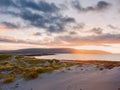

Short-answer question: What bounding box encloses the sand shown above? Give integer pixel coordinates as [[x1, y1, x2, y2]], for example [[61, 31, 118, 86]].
[[2, 64, 120, 90]]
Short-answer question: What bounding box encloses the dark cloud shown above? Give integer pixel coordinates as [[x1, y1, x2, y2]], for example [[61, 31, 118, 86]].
[[15, 0, 59, 13], [87, 28, 103, 35], [71, 0, 111, 12], [55, 33, 120, 45], [0, 0, 14, 7], [0, 0, 75, 33], [0, 38, 15, 43], [1, 22, 19, 29], [71, 0, 81, 11], [73, 23, 85, 29], [97, 1, 110, 9], [69, 31, 77, 35], [0, 0, 59, 12], [0, 36, 39, 45], [108, 24, 120, 30], [18, 9, 75, 32], [32, 32, 42, 36]]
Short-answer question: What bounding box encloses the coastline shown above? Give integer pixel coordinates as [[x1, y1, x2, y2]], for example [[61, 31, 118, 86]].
[[1, 54, 120, 90]]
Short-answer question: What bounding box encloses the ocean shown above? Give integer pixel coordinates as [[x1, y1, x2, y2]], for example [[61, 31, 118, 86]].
[[35, 54, 120, 61]]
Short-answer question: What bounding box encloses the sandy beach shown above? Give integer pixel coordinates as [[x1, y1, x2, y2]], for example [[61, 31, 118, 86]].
[[2, 64, 120, 90]]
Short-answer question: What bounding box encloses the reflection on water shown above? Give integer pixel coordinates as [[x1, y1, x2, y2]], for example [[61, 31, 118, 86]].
[[35, 54, 120, 61]]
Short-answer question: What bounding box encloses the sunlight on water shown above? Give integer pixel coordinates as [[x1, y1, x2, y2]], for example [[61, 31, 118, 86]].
[[35, 54, 120, 61]]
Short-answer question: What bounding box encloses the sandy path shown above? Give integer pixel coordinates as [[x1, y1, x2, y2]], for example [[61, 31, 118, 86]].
[[2, 65, 120, 90]]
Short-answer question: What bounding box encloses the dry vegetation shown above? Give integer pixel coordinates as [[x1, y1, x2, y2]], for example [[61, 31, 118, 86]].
[[62, 60, 120, 69], [0, 54, 73, 83]]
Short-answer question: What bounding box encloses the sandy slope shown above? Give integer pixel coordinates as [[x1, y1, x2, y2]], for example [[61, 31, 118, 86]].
[[2, 65, 120, 90]]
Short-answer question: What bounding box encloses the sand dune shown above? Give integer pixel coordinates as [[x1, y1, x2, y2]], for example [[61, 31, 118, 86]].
[[2, 65, 120, 90]]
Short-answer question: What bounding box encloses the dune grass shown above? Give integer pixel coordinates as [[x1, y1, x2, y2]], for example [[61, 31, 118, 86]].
[[0, 54, 13, 61], [0, 54, 73, 83], [63, 60, 120, 69], [3, 74, 15, 83]]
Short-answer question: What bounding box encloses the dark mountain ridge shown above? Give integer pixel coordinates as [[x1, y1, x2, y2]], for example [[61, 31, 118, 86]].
[[0, 48, 111, 55]]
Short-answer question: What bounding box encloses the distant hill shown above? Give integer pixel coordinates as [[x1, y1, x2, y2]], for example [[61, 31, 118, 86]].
[[0, 48, 111, 55]]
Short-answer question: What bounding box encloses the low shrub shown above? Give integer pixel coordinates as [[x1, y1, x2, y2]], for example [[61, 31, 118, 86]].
[[0, 54, 13, 61], [0, 73, 3, 79], [3, 74, 15, 83], [44, 67, 54, 72], [23, 70, 39, 80]]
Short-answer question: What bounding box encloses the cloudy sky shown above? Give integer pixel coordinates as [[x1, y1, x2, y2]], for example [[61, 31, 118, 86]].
[[0, 0, 120, 53]]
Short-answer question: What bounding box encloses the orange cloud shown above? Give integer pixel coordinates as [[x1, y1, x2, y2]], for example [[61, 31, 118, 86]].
[[0, 35, 15, 40], [0, 24, 18, 32], [0, 25, 7, 32]]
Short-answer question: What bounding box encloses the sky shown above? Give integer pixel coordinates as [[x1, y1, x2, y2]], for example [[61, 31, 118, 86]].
[[0, 0, 120, 53]]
